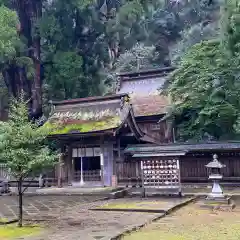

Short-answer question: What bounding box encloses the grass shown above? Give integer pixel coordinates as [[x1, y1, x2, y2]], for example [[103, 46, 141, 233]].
[[0, 224, 41, 239], [100, 200, 168, 210], [122, 200, 240, 240], [0, 218, 9, 224]]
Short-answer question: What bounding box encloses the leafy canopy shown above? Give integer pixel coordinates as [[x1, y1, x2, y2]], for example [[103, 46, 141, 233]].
[[0, 5, 20, 66], [168, 0, 240, 141], [0, 94, 58, 179]]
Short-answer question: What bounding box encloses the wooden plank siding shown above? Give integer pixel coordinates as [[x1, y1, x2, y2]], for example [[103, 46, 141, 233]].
[[116, 156, 240, 184], [116, 161, 141, 185], [180, 155, 240, 182], [138, 121, 171, 143]]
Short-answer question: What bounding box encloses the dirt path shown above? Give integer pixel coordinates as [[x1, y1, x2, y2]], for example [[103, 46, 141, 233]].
[[122, 198, 240, 240]]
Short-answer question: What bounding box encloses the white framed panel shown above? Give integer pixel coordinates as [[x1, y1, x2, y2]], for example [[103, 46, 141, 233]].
[[100, 153, 104, 166], [86, 148, 94, 157], [78, 148, 85, 157], [72, 148, 78, 157]]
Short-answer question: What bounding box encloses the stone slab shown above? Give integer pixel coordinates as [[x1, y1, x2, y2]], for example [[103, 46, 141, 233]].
[[12, 196, 194, 240], [34, 186, 122, 196], [0, 195, 103, 222], [90, 197, 192, 213]]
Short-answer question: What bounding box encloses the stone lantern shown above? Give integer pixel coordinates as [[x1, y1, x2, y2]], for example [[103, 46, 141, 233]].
[[205, 154, 226, 200]]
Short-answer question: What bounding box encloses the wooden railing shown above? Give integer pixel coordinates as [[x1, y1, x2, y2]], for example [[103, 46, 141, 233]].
[[74, 170, 101, 182]]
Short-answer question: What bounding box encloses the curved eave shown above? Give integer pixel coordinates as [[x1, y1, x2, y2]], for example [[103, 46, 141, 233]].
[[125, 105, 161, 144], [47, 128, 117, 139]]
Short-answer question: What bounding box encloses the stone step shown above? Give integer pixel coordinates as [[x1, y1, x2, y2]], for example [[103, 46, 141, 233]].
[[205, 197, 231, 204]]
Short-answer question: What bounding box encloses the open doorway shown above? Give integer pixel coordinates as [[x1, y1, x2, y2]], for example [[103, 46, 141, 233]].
[[74, 156, 101, 181]]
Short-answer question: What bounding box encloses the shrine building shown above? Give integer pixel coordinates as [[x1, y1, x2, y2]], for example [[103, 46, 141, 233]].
[[46, 67, 240, 188], [46, 67, 173, 187]]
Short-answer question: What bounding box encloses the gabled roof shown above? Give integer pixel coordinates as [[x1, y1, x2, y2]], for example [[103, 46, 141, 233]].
[[51, 94, 126, 105], [46, 94, 159, 143], [116, 68, 174, 117], [46, 94, 129, 135], [131, 95, 169, 117], [116, 67, 175, 80]]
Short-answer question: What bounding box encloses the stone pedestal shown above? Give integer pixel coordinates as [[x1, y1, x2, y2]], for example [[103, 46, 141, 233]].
[[207, 180, 224, 198], [200, 181, 235, 210], [201, 154, 235, 210], [199, 196, 235, 211]]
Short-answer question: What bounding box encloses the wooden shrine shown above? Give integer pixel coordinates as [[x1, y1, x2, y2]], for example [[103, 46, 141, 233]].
[[46, 67, 240, 188]]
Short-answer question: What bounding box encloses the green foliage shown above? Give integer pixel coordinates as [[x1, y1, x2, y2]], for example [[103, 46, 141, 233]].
[[44, 51, 84, 100], [168, 0, 240, 141], [0, 6, 19, 66], [0, 0, 226, 128], [0, 93, 58, 179], [170, 22, 219, 63], [113, 43, 155, 73]]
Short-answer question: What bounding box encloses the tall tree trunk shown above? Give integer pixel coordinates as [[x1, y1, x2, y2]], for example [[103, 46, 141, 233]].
[[31, 37, 42, 118], [29, 0, 42, 118], [17, 178, 23, 227], [13, 0, 43, 119]]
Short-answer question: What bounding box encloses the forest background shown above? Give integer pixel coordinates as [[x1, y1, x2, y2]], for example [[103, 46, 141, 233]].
[[0, 0, 239, 141]]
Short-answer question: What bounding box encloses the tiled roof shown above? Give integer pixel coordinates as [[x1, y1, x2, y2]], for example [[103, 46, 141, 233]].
[[131, 95, 169, 117]]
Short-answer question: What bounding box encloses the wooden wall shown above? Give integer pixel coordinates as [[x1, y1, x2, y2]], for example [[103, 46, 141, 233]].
[[116, 161, 141, 184], [116, 154, 240, 184], [138, 120, 172, 143], [180, 155, 240, 183]]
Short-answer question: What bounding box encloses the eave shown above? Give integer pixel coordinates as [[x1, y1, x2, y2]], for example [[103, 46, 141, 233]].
[[124, 141, 240, 155], [47, 128, 116, 140]]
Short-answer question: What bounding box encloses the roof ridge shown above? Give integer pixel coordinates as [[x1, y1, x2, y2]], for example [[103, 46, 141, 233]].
[[51, 93, 128, 106], [116, 67, 175, 78]]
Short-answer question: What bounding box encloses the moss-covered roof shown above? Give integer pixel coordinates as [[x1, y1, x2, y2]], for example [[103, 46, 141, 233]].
[[47, 95, 128, 135], [46, 116, 121, 135]]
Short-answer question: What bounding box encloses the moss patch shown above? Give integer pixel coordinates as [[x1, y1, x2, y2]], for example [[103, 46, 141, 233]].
[[99, 200, 168, 210], [46, 116, 121, 135], [0, 224, 41, 239], [122, 201, 240, 240], [0, 218, 9, 224]]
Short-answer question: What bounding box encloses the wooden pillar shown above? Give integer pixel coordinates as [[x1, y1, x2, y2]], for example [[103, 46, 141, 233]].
[[67, 145, 73, 185], [102, 141, 114, 187], [115, 138, 121, 175], [100, 150, 104, 186], [57, 153, 63, 188]]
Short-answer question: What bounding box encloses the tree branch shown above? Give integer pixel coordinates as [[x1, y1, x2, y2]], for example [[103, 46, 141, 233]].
[[22, 176, 36, 193]]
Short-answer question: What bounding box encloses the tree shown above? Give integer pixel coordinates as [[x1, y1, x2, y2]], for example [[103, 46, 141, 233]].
[[0, 93, 57, 227], [0, 0, 225, 118], [0, 4, 34, 118], [11, 0, 43, 119], [167, 0, 240, 141]]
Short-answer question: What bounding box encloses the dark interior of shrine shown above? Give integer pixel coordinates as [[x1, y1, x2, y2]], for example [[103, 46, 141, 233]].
[[74, 156, 101, 171]]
